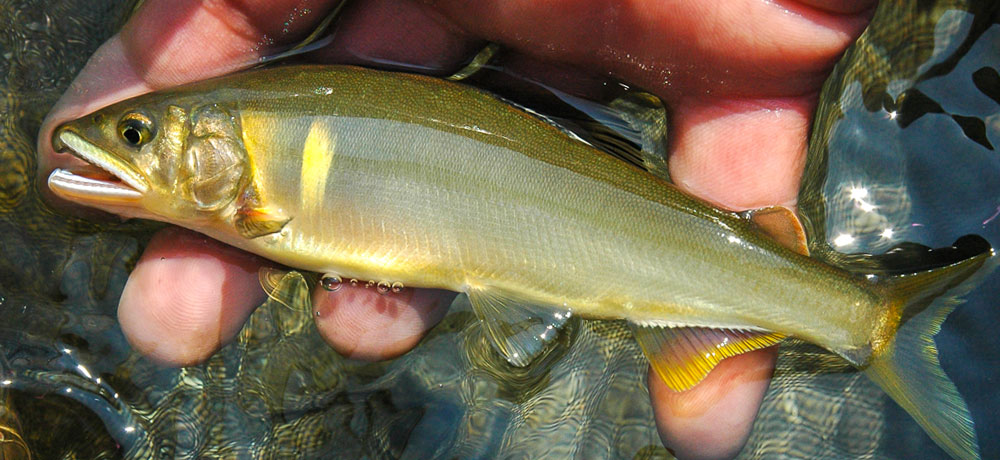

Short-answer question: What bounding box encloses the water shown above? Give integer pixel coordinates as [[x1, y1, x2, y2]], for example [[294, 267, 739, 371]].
[[0, 0, 997, 459], [790, 2, 1000, 459]]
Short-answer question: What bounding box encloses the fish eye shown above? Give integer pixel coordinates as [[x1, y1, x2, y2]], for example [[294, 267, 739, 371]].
[[118, 113, 155, 147]]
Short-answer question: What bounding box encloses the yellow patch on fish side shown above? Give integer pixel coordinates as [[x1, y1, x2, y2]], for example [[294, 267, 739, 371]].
[[300, 119, 337, 209], [238, 112, 277, 160]]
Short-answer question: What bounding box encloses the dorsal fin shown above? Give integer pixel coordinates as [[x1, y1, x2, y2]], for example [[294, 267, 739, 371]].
[[741, 205, 809, 256], [633, 324, 785, 391], [604, 91, 670, 180]]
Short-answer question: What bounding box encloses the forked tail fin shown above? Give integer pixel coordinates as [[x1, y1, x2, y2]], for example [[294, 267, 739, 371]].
[[863, 236, 995, 460]]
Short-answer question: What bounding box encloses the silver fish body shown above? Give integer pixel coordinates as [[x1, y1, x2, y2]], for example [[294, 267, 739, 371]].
[[47, 65, 992, 460]]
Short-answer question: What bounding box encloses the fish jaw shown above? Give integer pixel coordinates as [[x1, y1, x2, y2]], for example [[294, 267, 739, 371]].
[[48, 128, 149, 216]]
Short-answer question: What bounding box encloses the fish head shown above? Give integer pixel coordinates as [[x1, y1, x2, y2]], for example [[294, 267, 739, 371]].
[[48, 94, 250, 223]]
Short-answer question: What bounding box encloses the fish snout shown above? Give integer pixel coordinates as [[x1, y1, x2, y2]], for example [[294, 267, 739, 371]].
[[51, 124, 72, 153]]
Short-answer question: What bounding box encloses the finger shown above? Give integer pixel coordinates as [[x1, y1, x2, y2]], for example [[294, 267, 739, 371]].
[[307, 0, 483, 74], [424, 0, 875, 100], [649, 347, 778, 460], [643, 97, 811, 458], [312, 285, 456, 360], [117, 227, 267, 366], [649, 81, 815, 456], [668, 98, 813, 208], [117, 0, 334, 88]]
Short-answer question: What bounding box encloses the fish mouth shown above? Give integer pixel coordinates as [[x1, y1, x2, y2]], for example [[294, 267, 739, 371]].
[[48, 129, 148, 205]]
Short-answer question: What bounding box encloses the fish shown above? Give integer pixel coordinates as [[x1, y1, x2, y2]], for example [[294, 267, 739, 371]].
[[46, 64, 992, 460]]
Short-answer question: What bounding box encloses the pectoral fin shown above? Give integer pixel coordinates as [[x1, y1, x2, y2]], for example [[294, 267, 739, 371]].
[[467, 287, 572, 367], [234, 184, 291, 239], [235, 206, 291, 238], [632, 324, 785, 391]]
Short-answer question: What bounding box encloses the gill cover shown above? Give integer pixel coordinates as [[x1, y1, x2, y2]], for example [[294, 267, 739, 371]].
[[181, 104, 249, 211]]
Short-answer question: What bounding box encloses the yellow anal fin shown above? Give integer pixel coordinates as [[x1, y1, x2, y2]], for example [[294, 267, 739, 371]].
[[741, 205, 809, 256], [632, 325, 785, 391]]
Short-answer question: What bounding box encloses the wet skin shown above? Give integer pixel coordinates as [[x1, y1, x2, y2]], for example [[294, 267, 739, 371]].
[[36, 1, 875, 458]]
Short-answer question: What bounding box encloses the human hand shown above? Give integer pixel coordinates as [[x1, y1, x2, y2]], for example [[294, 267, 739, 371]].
[[36, 1, 874, 458]]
